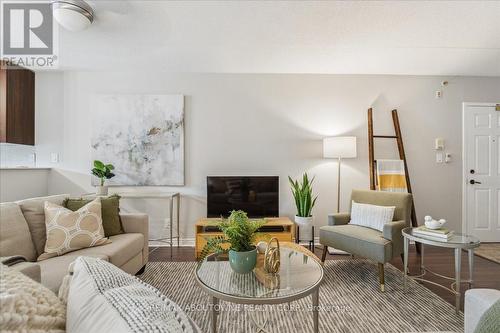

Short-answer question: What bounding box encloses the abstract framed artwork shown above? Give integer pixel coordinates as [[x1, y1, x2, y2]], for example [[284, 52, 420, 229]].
[[91, 94, 184, 186]]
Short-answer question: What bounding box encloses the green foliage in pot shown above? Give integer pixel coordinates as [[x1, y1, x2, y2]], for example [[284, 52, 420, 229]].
[[91, 160, 115, 186], [288, 173, 318, 217], [199, 210, 265, 261]]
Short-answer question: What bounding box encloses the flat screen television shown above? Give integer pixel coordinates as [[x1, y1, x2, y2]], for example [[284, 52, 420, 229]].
[[207, 176, 279, 218]]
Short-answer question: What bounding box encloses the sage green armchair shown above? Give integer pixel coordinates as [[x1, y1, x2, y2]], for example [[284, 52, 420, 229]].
[[319, 189, 413, 292]]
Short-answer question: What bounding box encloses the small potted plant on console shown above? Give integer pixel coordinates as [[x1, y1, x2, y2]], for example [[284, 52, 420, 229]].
[[200, 210, 265, 274], [91, 160, 115, 196]]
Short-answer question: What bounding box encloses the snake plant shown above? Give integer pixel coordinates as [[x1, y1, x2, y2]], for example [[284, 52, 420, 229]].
[[288, 173, 317, 217]]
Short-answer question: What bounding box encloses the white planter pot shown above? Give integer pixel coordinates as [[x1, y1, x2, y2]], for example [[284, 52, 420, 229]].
[[96, 185, 108, 196], [295, 215, 313, 241]]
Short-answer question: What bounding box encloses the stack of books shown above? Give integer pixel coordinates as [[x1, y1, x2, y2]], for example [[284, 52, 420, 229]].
[[413, 225, 454, 241]]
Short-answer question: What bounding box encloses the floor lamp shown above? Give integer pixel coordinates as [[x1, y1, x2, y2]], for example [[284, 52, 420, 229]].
[[323, 136, 357, 255], [323, 136, 357, 212]]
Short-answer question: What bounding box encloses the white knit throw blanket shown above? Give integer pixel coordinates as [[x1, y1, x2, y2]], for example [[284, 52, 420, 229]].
[[0, 264, 66, 332]]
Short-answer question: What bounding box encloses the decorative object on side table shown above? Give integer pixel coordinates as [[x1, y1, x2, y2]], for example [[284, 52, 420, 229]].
[[424, 215, 447, 229], [199, 210, 265, 274], [413, 215, 453, 241], [289, 173, 317, 250], [91, 160, 115, 195]]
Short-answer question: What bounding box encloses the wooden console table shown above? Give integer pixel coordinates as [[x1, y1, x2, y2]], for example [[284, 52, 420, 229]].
[[195, 217, 294, 259]]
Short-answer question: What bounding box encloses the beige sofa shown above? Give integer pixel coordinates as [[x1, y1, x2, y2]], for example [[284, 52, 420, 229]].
[[0, 194, 149, 293]]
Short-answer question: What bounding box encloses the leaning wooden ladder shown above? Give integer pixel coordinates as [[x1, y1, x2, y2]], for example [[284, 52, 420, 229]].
[[367, 108, 420, 253]]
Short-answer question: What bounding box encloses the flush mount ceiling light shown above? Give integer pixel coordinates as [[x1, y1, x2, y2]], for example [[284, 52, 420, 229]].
[[51, 0, 94, 32]]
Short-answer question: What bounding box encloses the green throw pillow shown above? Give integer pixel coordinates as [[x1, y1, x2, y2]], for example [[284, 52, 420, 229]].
[[474, 300, 500, 333], [64, 195, 124, 237]]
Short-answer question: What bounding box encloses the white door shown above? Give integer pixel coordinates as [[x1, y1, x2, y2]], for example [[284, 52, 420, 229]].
[[463, 103, 500, 242]]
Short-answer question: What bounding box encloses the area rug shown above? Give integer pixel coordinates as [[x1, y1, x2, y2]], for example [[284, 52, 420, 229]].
[[474, 243, 500, 264], [140, 260, 463, 333]]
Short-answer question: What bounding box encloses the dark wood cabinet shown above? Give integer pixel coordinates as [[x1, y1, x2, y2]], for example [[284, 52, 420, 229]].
[[0, 62, 35, 145]]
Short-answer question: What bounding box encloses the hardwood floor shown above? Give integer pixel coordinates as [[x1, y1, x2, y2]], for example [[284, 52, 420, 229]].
[[148, 244, 500, 311]]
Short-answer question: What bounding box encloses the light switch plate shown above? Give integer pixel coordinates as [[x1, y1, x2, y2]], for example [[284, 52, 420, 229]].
[[435, 138, 444, 150], [50, 153, 59, 163]]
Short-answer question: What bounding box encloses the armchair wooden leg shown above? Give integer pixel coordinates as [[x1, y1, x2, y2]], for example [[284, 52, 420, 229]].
[[321, 246, 328, 263], [378, 263, 385, 292]]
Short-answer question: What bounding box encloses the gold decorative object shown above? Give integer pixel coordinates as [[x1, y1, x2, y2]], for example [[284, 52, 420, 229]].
[[264, 237, 280, 274], [254, 266, 280, 289]]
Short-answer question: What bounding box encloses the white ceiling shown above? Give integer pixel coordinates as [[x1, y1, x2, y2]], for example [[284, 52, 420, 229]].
[[55, 0, 500, 76]]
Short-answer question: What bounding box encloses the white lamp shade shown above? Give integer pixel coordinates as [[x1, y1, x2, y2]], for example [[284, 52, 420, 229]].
[[323, 136, 357, 158]]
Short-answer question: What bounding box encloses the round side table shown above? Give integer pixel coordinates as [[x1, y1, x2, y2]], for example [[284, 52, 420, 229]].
[[402, 227, 480, 313]]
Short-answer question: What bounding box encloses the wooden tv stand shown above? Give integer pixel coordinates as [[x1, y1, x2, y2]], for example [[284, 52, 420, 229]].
[[195, 217, 294, 259]]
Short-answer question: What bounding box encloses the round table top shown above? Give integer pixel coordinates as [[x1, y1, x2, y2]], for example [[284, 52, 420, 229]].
[[195, 247, 323, 304], [402, 227, 480, 249]]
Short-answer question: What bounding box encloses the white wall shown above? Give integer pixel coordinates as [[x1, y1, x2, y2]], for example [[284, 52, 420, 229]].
[[0, 169, 50, 202], [29, 72, 500, 240], [35, 72, 65, 167]]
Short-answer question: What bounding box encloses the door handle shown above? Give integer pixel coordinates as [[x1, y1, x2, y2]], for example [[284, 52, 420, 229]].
[[469, 180, 482, 185]]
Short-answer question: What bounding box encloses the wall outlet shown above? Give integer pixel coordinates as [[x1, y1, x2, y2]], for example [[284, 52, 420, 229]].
[[445, 152, 452, 163], [436, 152, 443, 163], [435, 90, 442, 99]]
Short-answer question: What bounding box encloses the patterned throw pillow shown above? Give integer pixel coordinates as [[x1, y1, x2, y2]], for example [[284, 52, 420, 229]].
[[349, 200, 396, 232], [38, 198, 109, 261]]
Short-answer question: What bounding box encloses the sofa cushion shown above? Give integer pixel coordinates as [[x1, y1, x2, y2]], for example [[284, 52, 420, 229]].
[[320, 224, 392, 263], [38, 253, 109, 293], [0, 203, 37, 261], [38, 233, 144, 293], [71, 233, 144, 267], [65, 195, 124, 237], [67, 257, 195, 333], [38, 198, 109, 261], [8, 261, 41, 283], [0, 263, 66, 331], [16, 194, 69, 256]]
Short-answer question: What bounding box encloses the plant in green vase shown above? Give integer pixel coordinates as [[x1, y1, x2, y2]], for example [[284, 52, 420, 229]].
[[200, 210, 265, 273], [91, 160, 115, 196], [289, 173, 317, 242]]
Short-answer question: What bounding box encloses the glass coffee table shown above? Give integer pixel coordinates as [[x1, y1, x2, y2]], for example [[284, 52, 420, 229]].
[[195, 245, 324, 333], [402, 227, 480, 313]]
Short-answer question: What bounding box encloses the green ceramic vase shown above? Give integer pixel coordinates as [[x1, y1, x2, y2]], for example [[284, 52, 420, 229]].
[[228, 247, 257, 274]]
